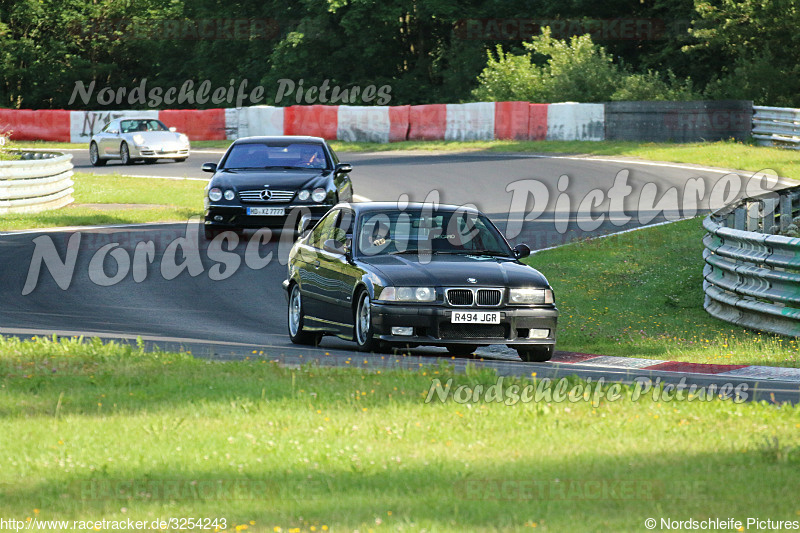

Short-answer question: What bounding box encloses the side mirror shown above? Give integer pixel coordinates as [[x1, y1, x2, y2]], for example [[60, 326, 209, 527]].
[[513, 243, 531, 259], [169, 127, 177, 132], [202, 162, 217, 173], [335, 163, 353, 174]]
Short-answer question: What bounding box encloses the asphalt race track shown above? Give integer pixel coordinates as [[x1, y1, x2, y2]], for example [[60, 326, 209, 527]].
[[3, 148, 798, 403]]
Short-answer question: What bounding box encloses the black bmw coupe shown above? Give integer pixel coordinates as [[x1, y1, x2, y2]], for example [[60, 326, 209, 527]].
[[202, 136, 353, 240], [283, 202, 558, 362]]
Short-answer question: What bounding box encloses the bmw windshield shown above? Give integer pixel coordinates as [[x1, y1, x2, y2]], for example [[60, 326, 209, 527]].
[[356, 209, 513, 258]]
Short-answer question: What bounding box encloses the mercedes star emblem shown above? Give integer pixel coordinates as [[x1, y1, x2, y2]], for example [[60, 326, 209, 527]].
[[259, 189, 273, 200]]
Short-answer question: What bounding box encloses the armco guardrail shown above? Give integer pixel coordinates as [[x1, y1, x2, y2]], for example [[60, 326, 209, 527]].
[[0, 151, 74, 214], [703, 185, 800, 337], [752, 105, 800, 149]]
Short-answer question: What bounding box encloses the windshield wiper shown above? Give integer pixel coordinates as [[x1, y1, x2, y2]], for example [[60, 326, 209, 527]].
[[423, 249, 510, 257], [463, 249, 511, 257], [388, 249, 421, 255]]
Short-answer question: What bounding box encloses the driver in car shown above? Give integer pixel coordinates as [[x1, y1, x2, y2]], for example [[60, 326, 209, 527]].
[[371, 221, 390, 246]]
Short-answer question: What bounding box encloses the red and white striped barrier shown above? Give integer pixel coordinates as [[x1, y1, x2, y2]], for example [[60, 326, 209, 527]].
[[408, 104, 447, 141], [494, 101, 531, 140], [159, 109, 226, 141], [227, 106, 284, 139], [546, 103, 605, 141], [337, 106, 392, 143], [445, 102, 495, 141], [0, 100, 613, 143], [528, 103, 549, 141], [283, 105, 338, 139], [0, 110, 71, 142]]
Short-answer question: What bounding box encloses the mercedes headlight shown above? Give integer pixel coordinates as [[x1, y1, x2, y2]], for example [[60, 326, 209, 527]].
[[311, 188, 327, 202], [208, 187, 222, 201], [223, 190, 235, 201], [509, 288, 554, 305], [380, 286, 435, 302], [297, 189, 310, 201]]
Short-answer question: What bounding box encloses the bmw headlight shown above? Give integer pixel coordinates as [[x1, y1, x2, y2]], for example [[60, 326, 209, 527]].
[[297, 189, 310, 201], [223, 190, 235, 201], [509, 288, 554, 305], [132, 134, 145, 145], [311, 188, 327, 203], [208, 187, 222, 201], [380, 286, 436, 302]]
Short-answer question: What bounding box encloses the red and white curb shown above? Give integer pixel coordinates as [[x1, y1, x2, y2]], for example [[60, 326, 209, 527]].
[[553, 351, 800, 382]]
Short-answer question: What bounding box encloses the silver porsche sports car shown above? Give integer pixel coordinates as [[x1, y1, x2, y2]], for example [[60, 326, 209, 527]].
[[89, 118, 190, 166]]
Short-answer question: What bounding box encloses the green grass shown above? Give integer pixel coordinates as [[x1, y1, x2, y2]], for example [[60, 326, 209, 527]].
[[527, 217, 800, 367], [0, 173, 205, 231], [11, 138, 800, 180], [0, 336, 798, 532]]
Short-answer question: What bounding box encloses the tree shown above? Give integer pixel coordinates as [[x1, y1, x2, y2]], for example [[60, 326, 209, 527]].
[[472, 28, 697, 102], [687, 0, 800, 105]]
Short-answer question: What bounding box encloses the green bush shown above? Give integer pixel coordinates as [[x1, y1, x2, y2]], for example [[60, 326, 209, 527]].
[[472, 28, 698, 103]]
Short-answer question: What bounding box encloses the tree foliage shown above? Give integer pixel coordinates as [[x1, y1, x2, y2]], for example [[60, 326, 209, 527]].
[[687, 0, 800, 106], [472, 29, 697, 102], [0, 0, 795, 108]]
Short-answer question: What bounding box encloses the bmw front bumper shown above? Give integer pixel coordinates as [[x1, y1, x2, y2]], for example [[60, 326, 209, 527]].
[[369, 302, 558, 347]]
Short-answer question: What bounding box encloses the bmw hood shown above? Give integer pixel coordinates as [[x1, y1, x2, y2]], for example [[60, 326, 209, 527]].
[[210, 169, 330, 190], [361, 254, 550, 288]]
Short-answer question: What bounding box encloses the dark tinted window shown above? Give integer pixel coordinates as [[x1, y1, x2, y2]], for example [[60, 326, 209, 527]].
[[223, 142, 329, 170]]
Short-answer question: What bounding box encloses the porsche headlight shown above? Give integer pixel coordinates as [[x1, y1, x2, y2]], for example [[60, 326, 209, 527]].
[[311, 188, 327, 203], [380, 286, 435, 302], [179, 133, 189, 144], [509, 288, 554, 305], [208, 188, 222, 201], [132, 134, 145, 145]]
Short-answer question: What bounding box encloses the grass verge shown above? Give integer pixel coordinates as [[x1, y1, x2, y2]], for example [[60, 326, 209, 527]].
[[0, 336, 798, 532], [526, 217, 800, 367], [0, 173, 205, 231]]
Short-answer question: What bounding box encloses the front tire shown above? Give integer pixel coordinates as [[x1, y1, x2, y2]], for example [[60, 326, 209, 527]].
[[515, 345, 553, 362], [354, 290, 379, 352], [288, 284, 322, 346], [89, 143, 106, 166], [173, 157, 187, 163], [120, 142, 133, 165]]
